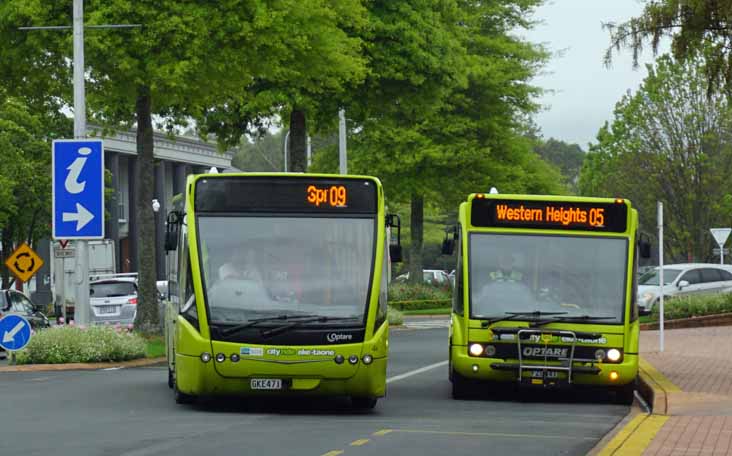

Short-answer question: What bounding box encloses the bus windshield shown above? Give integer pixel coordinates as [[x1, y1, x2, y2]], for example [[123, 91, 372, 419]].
[[197, 216, 374, 325], [469, 233, 628, 323]]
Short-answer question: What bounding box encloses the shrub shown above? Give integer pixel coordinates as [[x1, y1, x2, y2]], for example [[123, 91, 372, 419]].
[[14, 325, 147, 365], [389, 299, 452, 311], [649, 293, 732, 321], [388, 306, 404, 326], [388, 282, 451, 302]]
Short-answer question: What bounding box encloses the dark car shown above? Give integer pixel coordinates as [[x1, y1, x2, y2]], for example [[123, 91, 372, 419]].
[[0, 289, 51, 357]]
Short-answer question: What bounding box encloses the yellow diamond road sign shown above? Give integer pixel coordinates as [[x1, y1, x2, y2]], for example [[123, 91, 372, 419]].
[[4, 243, 44, 283]]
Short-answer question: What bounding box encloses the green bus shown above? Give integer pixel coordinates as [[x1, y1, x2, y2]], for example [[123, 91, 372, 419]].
[[163, 173, 401, 409], [444, 193, 650, 403]]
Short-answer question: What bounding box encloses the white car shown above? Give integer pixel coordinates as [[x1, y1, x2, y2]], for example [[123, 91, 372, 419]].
[[89, 277, 138, 325], [395, 269, 450, 286], [637, 263, 732, 315]]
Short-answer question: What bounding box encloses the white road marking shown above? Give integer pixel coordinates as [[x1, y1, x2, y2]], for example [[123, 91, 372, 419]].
[[386, 360, 448, 384]]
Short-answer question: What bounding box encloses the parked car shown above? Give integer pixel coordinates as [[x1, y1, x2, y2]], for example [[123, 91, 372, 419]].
[[637, 263, 732, 315], [89, 276, 138, 326], [395, 269, 451, 287], [0, 289, 51, 358]]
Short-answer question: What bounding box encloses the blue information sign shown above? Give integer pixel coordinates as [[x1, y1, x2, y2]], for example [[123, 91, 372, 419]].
[[0, 315, 32, 351], [52, 139, 105, 239]]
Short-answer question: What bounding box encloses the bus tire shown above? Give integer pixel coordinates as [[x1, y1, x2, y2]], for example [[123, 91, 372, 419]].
[[351, 397, 378, 410], [451, 370, 472, 400], [174, 380, 196, 405], [614, 378, 637, 405], [168, 368, 174, 389]]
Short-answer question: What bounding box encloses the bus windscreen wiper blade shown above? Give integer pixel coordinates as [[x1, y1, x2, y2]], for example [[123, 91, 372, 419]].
[[260, 316, 361, 339], [218, 314, 321, 336], [531, 314, 616, 327], [477, 311, 568, 327]]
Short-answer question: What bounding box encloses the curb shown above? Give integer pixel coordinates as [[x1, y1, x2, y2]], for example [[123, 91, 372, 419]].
[[640, 313, 732, 331], [0, 356, 166, 373], [637, 357, 681, 416]]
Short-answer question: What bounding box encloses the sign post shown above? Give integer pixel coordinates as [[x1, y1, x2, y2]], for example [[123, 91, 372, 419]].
[[710, 228, 732, 265], [658, 202, 664, 353]]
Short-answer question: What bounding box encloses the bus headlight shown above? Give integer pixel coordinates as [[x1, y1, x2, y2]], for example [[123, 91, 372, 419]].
[[594, 349, 606, 361], [484, 345, 496, 357], [607, 349, 621, 362], [200, 352, 212, 363], [362, 354, 373, 365], [469, 343, 484, 356]]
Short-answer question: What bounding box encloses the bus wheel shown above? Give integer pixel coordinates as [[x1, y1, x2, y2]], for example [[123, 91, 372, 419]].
[[351, 397, 378, 410], [614, 379, 637, 405], [451, 370, 472, 400], [174, 381, 196, 405]]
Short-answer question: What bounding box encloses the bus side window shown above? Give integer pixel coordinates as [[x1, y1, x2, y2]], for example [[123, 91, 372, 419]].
[[630, 241, 639, 322], [376, 241, 388, 329], [452, 228, 464, 316]]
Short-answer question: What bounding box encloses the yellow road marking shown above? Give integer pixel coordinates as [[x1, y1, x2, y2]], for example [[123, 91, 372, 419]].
[[639, 358, 681, 392], [596, 413, 668, 455], [372, 429, 393, 436], [321, 451, 344, 456], [350, 439, 369, 446], [392, 429, 594, 440]]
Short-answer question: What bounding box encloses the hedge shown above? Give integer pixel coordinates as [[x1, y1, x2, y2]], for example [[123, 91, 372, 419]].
[[649, 292, 732, 322]]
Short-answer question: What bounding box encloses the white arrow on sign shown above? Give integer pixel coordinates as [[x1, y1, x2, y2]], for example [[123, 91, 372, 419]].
[[3, 321, 25, 344], [62, 202, 94, 231], [710, 228, 732, 246]]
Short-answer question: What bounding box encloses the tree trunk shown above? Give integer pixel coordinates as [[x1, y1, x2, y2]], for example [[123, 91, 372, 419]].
[[408, 194, 424, 285], [288, 109, 307, 172], [134, 86, 160, 334], [1, 228, 12, 289]]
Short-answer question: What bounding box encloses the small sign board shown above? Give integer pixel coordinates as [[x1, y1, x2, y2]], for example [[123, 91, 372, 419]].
[[0, 315, 32, 351], [54, 248, 75, 258], [710, 228, 732, 247], [4, 243, 44, 283], [713, 248, 730, 255]]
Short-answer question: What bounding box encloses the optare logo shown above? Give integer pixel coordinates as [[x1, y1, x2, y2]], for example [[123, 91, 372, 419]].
[[326, 333, 353, 343], [522, 346, 568, 358]]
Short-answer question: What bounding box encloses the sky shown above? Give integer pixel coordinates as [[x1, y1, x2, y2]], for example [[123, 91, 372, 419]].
[[524, 0, 666, 150]]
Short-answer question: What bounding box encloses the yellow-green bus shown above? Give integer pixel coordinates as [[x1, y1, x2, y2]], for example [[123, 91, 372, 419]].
[[163, 173, 401, 409], [444, 193, 650, 403]]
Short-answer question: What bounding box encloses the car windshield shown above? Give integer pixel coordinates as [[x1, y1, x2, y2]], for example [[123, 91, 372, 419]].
[[197, 215, 375, 324], [90, 281, 136, 298], [639, 268, 681, 286], [469, 233, 628, 323]]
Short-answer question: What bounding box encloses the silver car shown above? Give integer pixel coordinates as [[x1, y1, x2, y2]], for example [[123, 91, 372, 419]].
[[637, 263, 732, 315], [89, 277, 138, 325]]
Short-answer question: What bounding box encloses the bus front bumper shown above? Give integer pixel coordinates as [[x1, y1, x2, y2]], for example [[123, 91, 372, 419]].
[[175, 353, 387, 398], [451, 346, 638, 387]]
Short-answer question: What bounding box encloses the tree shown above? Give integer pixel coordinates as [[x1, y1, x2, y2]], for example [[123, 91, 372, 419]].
[[604, 0, 732, 94], [578, 53, 732, 262], [0, 1, 365, 332], [533, 138, 586, 192]]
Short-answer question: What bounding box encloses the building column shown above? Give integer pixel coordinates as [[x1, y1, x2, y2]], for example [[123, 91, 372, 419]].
[[154, 160, 167, 281], [173, 162, 187, 200], [105, 152, 121, 272], [128, 156, 139, 273]]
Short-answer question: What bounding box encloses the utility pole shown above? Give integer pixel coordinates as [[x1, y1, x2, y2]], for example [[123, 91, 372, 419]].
[[20, 1, 140, 325], [339, 109, 347, 175]]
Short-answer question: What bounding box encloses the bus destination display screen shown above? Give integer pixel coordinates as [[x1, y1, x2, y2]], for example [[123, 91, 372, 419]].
[[471, 198, 628, 232], [195, 177, 377, 214]]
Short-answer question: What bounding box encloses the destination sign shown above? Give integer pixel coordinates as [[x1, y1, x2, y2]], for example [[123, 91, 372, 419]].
[[471, 198, 628, 232], [195, 176, 377, 214]]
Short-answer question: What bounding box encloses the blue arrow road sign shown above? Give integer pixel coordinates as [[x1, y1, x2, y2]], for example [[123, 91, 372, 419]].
[[0, 314, 32, 351], [53, 139, 105, 239]]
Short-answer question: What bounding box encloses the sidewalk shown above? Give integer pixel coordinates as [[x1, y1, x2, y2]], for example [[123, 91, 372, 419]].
[[638, 327, 732, 455]]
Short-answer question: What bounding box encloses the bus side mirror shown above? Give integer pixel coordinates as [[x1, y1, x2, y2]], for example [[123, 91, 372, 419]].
[[639, 234, 651, 259], [386, 213, 402, 263], [165, 210, 184, 252], [441, 225, 457, 255]]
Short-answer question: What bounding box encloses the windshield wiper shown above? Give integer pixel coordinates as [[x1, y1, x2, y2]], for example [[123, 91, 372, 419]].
[[216, 314, 321, 336], [531, 315, 616, 327], [476, 311, 568, 328], [260, 316, 361, 339]]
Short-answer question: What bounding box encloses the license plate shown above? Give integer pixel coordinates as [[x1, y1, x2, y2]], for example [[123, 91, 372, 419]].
[[528, 370, 559, 379], [97, 305, 117, 314], [250, 379, 283, 390]]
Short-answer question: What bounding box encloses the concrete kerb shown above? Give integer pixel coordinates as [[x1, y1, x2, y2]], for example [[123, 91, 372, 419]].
[[0, 356, 166, 373], [637, 357, 682, 416]]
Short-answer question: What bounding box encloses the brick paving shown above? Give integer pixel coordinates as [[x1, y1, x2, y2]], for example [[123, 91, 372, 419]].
[[640, 327, 732, 455]]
